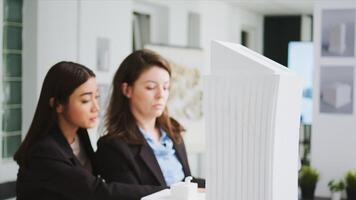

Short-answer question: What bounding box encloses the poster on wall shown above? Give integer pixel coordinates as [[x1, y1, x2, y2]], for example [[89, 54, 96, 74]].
[[321, 9, 355, 57], [144, 44, 205, 153], [320, 66, 354, 114]]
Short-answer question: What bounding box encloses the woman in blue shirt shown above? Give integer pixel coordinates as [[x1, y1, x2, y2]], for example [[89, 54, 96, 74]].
[[95, 49, 205, 189]]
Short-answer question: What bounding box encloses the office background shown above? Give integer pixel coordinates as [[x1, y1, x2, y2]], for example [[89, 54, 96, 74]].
[[0, 0, 354, 199]]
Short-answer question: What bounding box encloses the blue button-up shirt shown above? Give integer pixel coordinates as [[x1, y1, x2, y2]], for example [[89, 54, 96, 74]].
[[139, 127, 185, 186]]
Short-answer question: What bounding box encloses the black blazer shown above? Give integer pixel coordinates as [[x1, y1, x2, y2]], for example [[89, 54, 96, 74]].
[[16, 125, 165, 200], [95, 128, 205, 188]]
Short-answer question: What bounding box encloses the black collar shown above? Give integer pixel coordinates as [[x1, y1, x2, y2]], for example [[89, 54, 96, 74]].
[[49, 124, 74, 158], [48, 124, 94, 162]]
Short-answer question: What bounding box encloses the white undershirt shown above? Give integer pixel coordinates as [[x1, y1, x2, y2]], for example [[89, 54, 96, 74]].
[[70, 134, 93, 172]]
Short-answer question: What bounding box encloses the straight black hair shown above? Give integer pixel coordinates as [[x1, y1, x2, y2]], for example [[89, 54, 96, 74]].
[[14, 61, 95, 167]]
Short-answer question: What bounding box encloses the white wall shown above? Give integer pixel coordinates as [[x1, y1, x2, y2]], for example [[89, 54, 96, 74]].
[[24, 0, 264, 136], [162, 1, 264, 74], [78, 0, 133, 148], [168, 3, 189, 46], [22, 0, 134, 148], [133, 0, 169, 45], [198, 2, 264, 74], [37, 0, 79, 83], [301, 15, 313, 41], [22, 0, 38, 147], [140, 0, 263, 73], [78, 0, 132, 72], [230, 6, 264, 54], [311, 1, 356, 198], [22, 0, 80, 149]]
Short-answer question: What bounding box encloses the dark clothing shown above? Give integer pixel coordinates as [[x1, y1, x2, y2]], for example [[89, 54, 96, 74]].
[[95, 129, 205, 189], [16, 126, 165, 200]]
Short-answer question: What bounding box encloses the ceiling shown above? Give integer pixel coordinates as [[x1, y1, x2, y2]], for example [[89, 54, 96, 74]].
[[223, 0, 316, 15]]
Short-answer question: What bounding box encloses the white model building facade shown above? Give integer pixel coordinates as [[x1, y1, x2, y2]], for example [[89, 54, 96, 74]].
[[204, 41, 303, 200]]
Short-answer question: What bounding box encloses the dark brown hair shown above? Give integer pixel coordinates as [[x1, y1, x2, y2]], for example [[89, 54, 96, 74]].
[[104, 49, 184, 144], [14, 61, 95, 167]]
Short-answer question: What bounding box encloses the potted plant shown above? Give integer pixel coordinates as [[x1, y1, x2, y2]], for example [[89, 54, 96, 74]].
[[328, 179, 345, 200], [345, 170, 356, 200], [299, 165, 319, 199]]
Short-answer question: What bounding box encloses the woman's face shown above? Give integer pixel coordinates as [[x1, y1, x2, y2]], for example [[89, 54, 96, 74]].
[[57, 77, 100, 129], [124, 66, 170, 120]]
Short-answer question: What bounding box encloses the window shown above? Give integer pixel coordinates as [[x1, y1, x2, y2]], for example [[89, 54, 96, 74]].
[[132, 12, 150, 51], [241, 30, 249, 47], [187, 12, 200, 48], [2, 0, 23, 159]]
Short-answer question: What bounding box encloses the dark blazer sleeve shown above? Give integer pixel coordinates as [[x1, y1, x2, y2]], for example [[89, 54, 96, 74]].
[[95, 138, 141, 185], [17, 140, 165, 200], [96, 137, 205, 189], [175, 140, 206, 188]]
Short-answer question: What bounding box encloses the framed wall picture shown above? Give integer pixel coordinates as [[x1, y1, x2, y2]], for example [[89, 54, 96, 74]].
[[320, 66, 354, 114], [321, 9, 355, 57]]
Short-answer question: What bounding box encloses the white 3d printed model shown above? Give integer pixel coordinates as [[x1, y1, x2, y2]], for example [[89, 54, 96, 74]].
[[170, 177, 198, 200], [205, 41, 303, 200], [322, 82, 351, 108], [328, 23, 346, 55]]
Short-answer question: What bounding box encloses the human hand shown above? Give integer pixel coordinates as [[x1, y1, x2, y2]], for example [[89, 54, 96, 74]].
[[198, 188, 206, 193]]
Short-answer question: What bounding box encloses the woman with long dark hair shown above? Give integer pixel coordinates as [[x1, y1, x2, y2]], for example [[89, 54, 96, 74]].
[[95, 50, 205, 189], [14, 61, 164, 200]]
